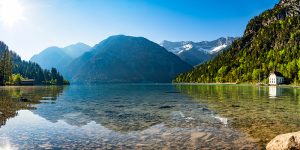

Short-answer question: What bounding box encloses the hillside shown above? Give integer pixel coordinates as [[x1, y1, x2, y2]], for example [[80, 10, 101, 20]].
[[67, 35, 193, 83], [30, 43, 91, 72], [0, 41, 67, 85], [175, 0, 300, 83], [161, 37, 237, 66]]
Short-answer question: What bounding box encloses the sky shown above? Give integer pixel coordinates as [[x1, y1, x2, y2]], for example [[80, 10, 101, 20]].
[[0, 0, 279, 60]]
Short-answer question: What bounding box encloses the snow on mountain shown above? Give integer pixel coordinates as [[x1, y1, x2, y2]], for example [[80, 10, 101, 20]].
[[183, 43, 193, 50], [211, 44, 227, 53], [161, 37, 237, 55], [160, 37, 238, 66]]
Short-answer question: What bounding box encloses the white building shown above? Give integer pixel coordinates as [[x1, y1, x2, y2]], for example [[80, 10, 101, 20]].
[[269, 71, 284, 85]]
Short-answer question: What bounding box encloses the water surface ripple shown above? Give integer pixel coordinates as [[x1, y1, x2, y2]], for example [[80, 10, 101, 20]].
[[1, 84, 297, 149]]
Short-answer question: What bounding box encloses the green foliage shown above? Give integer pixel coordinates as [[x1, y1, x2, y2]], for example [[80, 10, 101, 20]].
[[9, 74, 24, 85], [63, 80, 70, 85], [175, 14, 300, 83], [252, 69, 261, 81]]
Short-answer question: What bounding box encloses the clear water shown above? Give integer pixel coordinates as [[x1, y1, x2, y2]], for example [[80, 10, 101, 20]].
[[0, 84, 299, 149]]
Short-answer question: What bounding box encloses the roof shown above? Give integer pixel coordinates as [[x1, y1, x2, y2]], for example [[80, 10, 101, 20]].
[[270, 71, 284, 77]]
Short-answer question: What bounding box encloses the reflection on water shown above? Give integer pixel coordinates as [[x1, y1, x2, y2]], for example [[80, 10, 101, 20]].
[[3, 84, 299, 149], [0, 110, 256, 149], [269, 86, 283, 98], [0, 86, 65, 127], [31, 84, 237, 133], [0, 84, 258, 149], [0, 140, 17, 150], [176, 84, 300, 147]]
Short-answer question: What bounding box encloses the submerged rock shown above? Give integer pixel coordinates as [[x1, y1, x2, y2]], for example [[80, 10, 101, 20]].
[[165, 91, 180, 94], [159, 105, 175, 109], [231, 104, 240, 107], [19, 97, 30, 102], [266, 131, 300, 150], [0, 111, 3, 115]]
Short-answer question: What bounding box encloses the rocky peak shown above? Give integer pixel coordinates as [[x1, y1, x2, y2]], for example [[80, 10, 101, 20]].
[[280, 0, 299, 6], [278, 0, 300, 17]]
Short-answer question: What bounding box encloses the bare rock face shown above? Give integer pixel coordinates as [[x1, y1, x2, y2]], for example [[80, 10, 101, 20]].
[[279, 0, 300, 18], [266, 131, 300, 150]]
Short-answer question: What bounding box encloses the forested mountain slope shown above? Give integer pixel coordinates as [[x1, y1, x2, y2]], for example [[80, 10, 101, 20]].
[[175, 0, 300, 83], [0, 41, 66, 85]]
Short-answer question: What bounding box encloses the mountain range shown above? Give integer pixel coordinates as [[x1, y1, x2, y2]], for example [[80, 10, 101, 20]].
[[30, 43, 91, 72], [160, 37, 237, 66], [175, 0, 300, 83], [66, 35, 193, 83], [29, 35, 239, 83]]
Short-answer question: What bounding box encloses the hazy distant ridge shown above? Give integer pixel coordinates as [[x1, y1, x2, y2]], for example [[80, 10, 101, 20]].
[[30, 43, 91, 72]]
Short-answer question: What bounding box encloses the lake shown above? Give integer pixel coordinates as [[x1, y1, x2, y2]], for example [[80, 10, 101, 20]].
[[0, 84, 300, 149]]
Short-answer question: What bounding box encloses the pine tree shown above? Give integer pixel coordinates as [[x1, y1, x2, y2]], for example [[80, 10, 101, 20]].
[[0, 48, 12, 85]]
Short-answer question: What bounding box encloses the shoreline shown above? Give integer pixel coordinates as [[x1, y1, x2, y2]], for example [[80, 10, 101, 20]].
[[0, 84, 69, 87], [174, 82, 300, 88], [173, 82, 238, 85]]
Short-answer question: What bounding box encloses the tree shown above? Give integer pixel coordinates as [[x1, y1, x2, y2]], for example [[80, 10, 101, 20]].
[[0, 49, 12, 85], [10, 74, 24, 85], [252, 69, 261, 81], [51, 68, 58, 80]]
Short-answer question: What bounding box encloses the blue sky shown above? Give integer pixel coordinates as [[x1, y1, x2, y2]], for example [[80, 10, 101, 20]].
[[0, 0, 279, 60]]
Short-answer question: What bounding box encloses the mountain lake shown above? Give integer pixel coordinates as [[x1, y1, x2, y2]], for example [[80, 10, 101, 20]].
[[0, 84, 300, 149]]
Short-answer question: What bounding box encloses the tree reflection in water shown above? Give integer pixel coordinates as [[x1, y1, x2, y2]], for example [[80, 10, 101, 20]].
[[176, 84, 300, 147], [0, 86, 65, 127]]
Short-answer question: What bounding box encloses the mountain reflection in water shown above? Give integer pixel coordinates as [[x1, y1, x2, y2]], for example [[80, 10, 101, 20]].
[[32, 84, 226, 132], [0, 84, 258, 149]]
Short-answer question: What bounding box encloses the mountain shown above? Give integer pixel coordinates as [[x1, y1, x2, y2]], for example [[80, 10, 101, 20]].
[[30, 43, 91, 72], [160, 37, 237, 66], [66, 35, 193, 83], [63, 42, 92, 58], [30, 47, 72, 71], [175, 0, 300, 83], [176, 49, 214, 67]]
